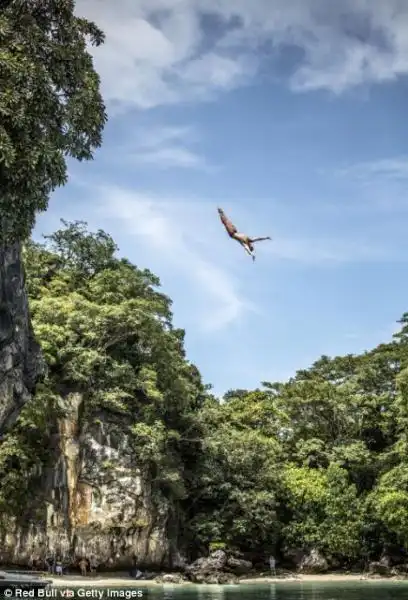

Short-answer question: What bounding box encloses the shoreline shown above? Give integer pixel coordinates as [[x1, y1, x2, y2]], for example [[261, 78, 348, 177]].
[[46, 573, 408, 587]]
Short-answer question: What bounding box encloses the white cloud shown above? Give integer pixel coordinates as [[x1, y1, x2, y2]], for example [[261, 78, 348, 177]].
[[223, 204, 402, 263], [75, 0, 408, 111], [267, 236, 398, 264], [92, 122, 213, 171], [126, 125, 211, 170], [136, 125, 197, 149], [133, 146, 204, 169], [94, 188, 253, 331], [331, 155, 408, 214], [338, 156, 408, 182]]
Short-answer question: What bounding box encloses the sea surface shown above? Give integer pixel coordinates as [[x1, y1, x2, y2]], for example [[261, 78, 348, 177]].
[[142, 581, 408, 599], [146, 581, 408, 599], [26, 581, 408, 600]]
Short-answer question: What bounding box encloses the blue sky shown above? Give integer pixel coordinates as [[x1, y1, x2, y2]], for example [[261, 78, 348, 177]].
[[34, 0, 408, 396]]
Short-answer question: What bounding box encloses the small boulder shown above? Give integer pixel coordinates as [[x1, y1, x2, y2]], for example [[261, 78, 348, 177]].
[[185, 550, 227, 578], [299, 549, 328, 574], [226, 556, 253, 574], [379, 554, 391, 567], [283, 547, 306, 569], [186, 550, 240, 584], [368, 561, 390, 576], [208, 549, 228, 569], [205, 572, 239, 584]]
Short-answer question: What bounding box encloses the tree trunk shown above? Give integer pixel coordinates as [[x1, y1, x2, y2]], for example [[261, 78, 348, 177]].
[[0, 239, 45, 434]]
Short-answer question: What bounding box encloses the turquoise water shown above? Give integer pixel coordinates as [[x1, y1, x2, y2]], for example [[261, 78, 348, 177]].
[[48, 582, 408, 600], [149, 582, 408, 598]]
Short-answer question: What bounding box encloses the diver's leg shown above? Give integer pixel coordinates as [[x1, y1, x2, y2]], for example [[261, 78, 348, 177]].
[[241, 241, 255, 260]]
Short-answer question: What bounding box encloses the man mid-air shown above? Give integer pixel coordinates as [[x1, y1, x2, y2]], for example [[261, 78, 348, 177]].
[[217, 208, 271, 261]]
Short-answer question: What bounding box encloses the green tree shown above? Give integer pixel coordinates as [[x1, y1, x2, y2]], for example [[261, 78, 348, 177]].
[[282, 463, 364, 560], [187, 391, 284, 554], [0, 222, 207, 534], [368, 465, 408, 551], [0, 0, 106, 241], [6, 221, 408, 569]]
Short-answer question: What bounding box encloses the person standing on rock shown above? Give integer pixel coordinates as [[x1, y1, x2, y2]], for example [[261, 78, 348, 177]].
[[89, 556, 98, 576], [47, 556, 55, 574], [55, 557, 63, 576], [79, 557, 87, 577], [130, 555, 142, 579], [269, 555, 276, 575]]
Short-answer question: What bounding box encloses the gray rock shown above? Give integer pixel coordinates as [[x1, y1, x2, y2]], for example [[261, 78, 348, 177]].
[[186, 550, 226, 575], [226, 556, 253, 574], [192, 570, 238, 585], [299, 549, 328, 574], [368, 561, 390, 576], [186, 550, 243, 584], [208, 549, 228, 569], [0, 240, 45, 434], [283, 547, 306, 569], [1, 398, 175, 568], [379, 554, 391, 567]]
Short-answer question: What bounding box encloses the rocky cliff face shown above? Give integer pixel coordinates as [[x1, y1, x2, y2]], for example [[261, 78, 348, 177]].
[[0, 392, 179, 569], [0, 241, 44, 433], [0, 243, 182, 568]]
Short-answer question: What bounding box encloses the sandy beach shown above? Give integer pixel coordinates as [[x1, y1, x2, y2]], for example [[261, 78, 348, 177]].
[[46, 573, 408, 587]]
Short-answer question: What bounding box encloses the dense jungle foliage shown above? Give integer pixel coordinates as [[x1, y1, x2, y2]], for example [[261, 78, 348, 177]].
[[1, 0, 408, 570], [1, 219, 408, 567], [0, 0, 106, 242]]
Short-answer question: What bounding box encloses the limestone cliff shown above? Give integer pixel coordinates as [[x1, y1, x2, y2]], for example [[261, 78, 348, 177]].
[[0, 241, 44, 433], [1, 392, 181, 569]]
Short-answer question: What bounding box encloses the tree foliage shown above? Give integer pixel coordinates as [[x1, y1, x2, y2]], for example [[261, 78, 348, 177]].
[[0, 0, 106, 241], [187, 326, 408, 562], [2, 221, 408, 566], [0, 221, 206, 528]]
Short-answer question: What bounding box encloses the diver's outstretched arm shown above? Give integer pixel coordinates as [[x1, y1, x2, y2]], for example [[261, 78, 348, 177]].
[[218, 208, 238, 237]]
